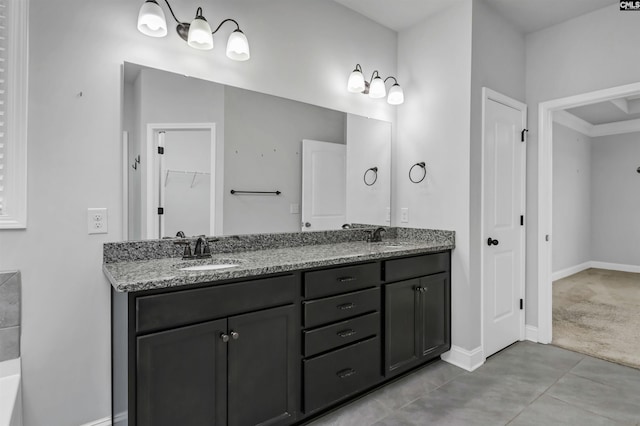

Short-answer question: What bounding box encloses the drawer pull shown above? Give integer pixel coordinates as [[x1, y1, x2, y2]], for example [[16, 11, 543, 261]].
[[337, 303, 355, 310], [337, 276, 356, 283], [337, 329, 357, 338], [336, 368, 357, 379]]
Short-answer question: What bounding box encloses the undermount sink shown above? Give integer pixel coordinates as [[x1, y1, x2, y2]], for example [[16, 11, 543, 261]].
[[384, 245, 405, 249], [177, 258, 243, 272], [179, 264, 239, 272]]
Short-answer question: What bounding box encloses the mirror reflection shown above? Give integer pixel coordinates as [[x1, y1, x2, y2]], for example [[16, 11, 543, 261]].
[[123, 62, 391, 239]]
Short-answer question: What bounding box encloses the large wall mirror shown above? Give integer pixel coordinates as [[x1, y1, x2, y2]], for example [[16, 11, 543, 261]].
[[123, 62, 391, 239]]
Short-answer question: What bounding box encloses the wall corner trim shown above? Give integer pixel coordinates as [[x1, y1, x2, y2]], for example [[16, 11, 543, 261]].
[[441, 345, 484, 372], [525, 325, 539, 343]]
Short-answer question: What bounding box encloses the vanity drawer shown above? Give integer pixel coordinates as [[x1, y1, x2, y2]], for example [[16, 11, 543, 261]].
[[304, 263, 380, 299], [304, 337, 381, 413], [136, 275, 296, 334], [384, 252, 449, 282], [304, 312, 380, 357], [304, 287, 380, 328]]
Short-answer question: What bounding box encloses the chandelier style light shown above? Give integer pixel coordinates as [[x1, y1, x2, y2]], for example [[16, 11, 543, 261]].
[[347, 64, 404, 105], [137, 0, 250, 61]]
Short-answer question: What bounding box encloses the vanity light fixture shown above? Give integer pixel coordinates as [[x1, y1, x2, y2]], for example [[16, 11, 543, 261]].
[[137, 0, 250, 60], [347, 64, 404, 105]]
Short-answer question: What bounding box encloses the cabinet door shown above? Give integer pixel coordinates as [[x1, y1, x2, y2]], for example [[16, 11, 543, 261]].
[[137, 319, 227, 426], [227, 305, 298, 426], [384, 278, 421, 375], [418, 273, 450, 357]]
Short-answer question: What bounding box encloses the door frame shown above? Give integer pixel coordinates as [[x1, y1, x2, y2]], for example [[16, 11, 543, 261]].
[[143, 123, 223, 239], [480, 88, 527, 357], [537, 81, 640, 344]]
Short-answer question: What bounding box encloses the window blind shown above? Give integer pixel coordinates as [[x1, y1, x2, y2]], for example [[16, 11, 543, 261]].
[[0, 0, 6, 214]]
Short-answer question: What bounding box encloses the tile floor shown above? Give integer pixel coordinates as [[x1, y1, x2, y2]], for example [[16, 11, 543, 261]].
[[308, 342, 640, 425]]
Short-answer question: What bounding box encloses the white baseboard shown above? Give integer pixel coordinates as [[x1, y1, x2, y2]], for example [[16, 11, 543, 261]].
[[525, 325, 538, 343], [590, 261, 640, 274], [441, 345, 484, 372], [80, 416, 111, 426], [552, 261, 591, 281], [553, 261, 640, 281]]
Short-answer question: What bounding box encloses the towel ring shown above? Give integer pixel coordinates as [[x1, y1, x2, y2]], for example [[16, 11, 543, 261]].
[[409, 162, 426, 183], [364, 167, 378, 186]]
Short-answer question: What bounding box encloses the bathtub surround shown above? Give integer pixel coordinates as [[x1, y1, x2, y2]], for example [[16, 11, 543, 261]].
[[0, 271, 20, 362]]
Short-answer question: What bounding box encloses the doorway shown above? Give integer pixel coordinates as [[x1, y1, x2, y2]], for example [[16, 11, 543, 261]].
[[481, 88, 527, 358], [143, 123, 223, 239], [537, 81, 640, 351], [542, 85, 640, 368]]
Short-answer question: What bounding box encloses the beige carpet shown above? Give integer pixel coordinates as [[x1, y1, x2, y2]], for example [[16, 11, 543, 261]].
[[553, 268, 640, 369]]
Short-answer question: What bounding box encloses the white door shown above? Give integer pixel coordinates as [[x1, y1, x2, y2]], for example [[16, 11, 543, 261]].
[[482, 89, 526, 358], [301, 139, 346, 231]]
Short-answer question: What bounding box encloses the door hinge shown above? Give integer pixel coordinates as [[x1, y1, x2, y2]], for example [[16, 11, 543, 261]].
[[520, 299, 524, 310], [157, 147, 164, 154], [158, 207, 164, 215], [520, 215, 524, 226], [521, 129, 528, 142]]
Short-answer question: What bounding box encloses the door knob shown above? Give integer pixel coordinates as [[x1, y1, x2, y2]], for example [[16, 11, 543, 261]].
[[230, 331, 240, 340], [220, 333, 230, 343], [487, 238, 499, 246], [304, 222, 311, 228]]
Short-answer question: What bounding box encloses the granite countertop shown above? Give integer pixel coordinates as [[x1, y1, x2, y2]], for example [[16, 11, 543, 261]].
[[104, 238, 454, 293]]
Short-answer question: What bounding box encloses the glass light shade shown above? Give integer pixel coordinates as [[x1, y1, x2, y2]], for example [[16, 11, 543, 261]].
[[137, 0, 167, 38], [369, 77, 386, 99], [387, 84, 404, 105], [226, 30, 250, 61], [188, 17, 214, 50], [347, 70, 365, 93]]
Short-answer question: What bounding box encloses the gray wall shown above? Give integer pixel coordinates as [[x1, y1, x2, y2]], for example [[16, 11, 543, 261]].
[[0, 0, 397, 424], [469, 0, 526, 345], [397, 0, 474, 351], [552, 123, 592, 272], [525, 4, 640, 325], [591, 132, 640, 266], [223, 86, 345, 235]]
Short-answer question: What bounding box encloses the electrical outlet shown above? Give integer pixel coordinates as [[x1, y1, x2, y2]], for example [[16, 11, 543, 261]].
[[400, 208, 409, 223], [88, 208, 108, 234]]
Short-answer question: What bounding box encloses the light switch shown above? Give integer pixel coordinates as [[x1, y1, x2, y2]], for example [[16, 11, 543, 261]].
[[88, 208, 108, 234], [400, 208, 409, 223]]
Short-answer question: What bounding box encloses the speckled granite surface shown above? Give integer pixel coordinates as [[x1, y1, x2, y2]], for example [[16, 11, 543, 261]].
[[103, 228, 455, 292]]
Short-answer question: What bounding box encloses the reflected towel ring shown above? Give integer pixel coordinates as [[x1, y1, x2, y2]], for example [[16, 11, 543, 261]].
[[364, 167, 378, 186], [409, 162, 426, 183]]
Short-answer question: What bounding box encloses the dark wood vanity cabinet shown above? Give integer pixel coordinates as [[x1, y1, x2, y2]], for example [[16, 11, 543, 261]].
[[112, 251, 450, 426], [113, 275, 299, 426], [383, 255, 451, 377]]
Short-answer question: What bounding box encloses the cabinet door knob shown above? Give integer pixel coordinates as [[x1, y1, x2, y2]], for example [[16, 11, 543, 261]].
[[220, 333, 230, 343], [415, 286, 422, 292], [230, 331, 240, 340]]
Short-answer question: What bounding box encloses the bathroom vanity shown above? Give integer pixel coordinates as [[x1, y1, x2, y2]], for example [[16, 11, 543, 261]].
[[106, 228, 454, 426]]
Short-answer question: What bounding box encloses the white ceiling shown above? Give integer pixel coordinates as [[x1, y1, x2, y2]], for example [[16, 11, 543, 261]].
[[566, 96, 640, 125], [334, 0, 617, 33]]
